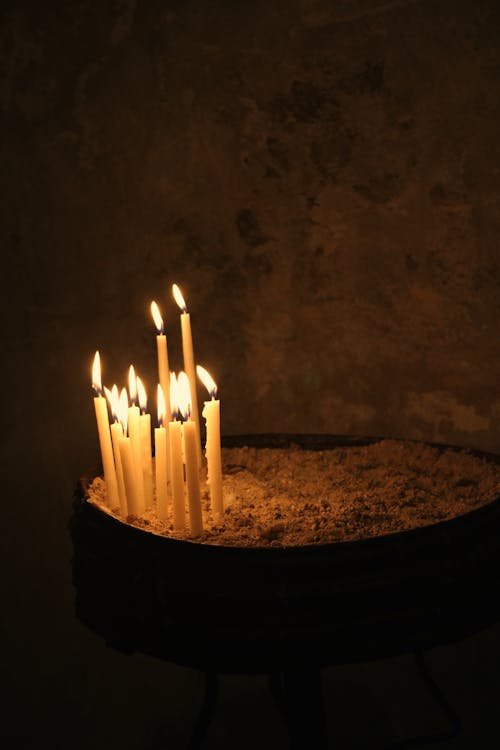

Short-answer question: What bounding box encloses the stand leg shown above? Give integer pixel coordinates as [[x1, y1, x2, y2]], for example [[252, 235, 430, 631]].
[[187, 671, 218, 749], [268, 666, 328, 749], [386, 649, 462, 749]]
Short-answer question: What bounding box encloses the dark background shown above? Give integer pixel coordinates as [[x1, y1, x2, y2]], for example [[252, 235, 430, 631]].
[[2, 0, 500, 747]]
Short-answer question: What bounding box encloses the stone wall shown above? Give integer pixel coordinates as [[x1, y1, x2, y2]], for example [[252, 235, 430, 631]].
[[2, 0, 500, 453]]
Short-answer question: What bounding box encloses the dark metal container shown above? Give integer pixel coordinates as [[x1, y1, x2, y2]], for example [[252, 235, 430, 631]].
[[70, 435, 500, 673]]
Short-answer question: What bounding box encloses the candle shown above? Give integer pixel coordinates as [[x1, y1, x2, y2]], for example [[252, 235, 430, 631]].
[[91, 352, 120, 509], [172, 283, 202, 468], [169, 373, 185, 532], [117, 387, 141, 516], [136, 376, 153, 509], [154, 384, 168, 522], [127, 365, 145, 515], [150, 301, 171, 423], [197, 365, 224, 518], [150, 300, 171, 494], [104, 384, 128, 517], [178, 371, 203, 537]]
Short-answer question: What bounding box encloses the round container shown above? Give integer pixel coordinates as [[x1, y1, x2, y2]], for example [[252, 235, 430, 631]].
[[70, 434, 500, 673]]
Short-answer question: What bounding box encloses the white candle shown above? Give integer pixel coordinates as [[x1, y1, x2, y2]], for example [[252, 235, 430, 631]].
[[154, 384, 168, 522], [119, 436, 141, 516], [173, 284, 202, 468], [150, 301, 171, 421], [151, 301, 171, 495], [104, 384, 127, 517], [178, 371, 203, 537], [137, 377, 153, 509], [183, 419, 203, 536], [169, 373, 185, 531], [127, 365, 145, 515], [91, 352, 120, 509], [197, 365, 223, 518], [117, 387, 139, 516]]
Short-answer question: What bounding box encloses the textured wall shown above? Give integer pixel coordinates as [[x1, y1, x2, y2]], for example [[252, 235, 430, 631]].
[[2, 0, 500, 455]]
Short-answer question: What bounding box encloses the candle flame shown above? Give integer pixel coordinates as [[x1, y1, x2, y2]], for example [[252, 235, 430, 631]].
[[104, 384, 120, 421], [92, 351, 102, 395], [170, 372, 179, 419], [196, 365, 217, 399], [150, 300, 164, 334], [136, 376, 147, 413], [128, 365, 137, 405], [157, 384, 166, 426], [177, 371, 192, 421], [172, 283, 188, 313], [118, 387, 129, 434]]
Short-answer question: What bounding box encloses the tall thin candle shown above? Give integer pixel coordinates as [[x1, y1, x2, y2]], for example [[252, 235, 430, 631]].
[[104, 384, 127, 517], [169, 373, 186, 531], [178, 371, 203, 537], [154, 384, 168, 522], [172, 284, 202, 468], [150, 301, 171, 422], [91, 352, 119, 509], [127, 365, 145, 515], [151, 300, 171, 494], [117, 387, 141, 516], [197, 365, 223, 518], [137, 376, 153, 509]]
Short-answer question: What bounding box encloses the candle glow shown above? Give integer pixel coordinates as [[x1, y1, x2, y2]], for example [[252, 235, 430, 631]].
[[137, 376, 147, 415], [170, 372, 179, 419], [172, 283, 188, 313], [118, 388, 129, 433], [177, 371, 192, 420], [196, 365, 217, 399], [104, 384, 120, 419], [128, 365, 138, 405], [150, 300, 164, 334], [157, 382, 166, 426], [92, 351, 103, 395]]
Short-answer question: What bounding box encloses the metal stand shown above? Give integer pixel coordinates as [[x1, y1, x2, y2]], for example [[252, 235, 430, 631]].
[[187, 672, 218, 749], [186, 651, 461, 749], [187, 665, 328, 749], [385, 650, 462, 749], [268, 666, 328, 749]]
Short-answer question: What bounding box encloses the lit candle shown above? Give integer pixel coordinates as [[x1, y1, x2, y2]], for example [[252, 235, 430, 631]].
[[127, 365, 145, 515], [136, 376, 153, 509], [91, 352, 120, 509], [178, 371, 203, 537], [104, 384, 127, 517], [154, 384, 168, 522], [172, 283, 202, 468], [169, 373, 185, 532], [197, 365, 223, 518], [117, 388, 141, 517], [150, 301, 171, 423], [150, 300, 171, 495]]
